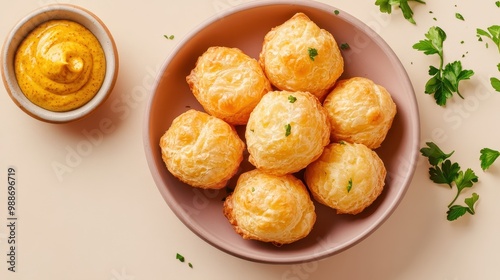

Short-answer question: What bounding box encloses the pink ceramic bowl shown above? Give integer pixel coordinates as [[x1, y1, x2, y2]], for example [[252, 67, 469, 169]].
[[144, 0, 420, 264]]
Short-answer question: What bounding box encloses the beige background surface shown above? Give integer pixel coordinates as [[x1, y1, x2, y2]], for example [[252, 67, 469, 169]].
[[1, 0, 500, 279]]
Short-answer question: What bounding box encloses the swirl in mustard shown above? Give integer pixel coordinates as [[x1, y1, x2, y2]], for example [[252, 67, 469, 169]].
[[15, 19, 106, 111]]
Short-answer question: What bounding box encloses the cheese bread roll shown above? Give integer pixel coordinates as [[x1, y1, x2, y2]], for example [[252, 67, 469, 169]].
[[323, 77, 397, 149], [245, 90, 330, 175], [159, 109, 245, 189], [223, 169, 316, 245], [304, 142, 386, 215], [259, 12, 344, 100], [186, 46, 272, 125]]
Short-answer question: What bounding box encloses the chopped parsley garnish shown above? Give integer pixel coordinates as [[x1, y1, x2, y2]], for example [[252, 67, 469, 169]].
[[412, 26, 474, 106], [496, 1, 500, 7], [176, 253, 193, 268], [346, 178, 353, 193], [455, 13, 464, 21], [375, 0, 426, 24], [308, 47, 318, 61], [480, 148, 500, 171], [340, 43, 350, 50], [334, 10, 340, 15], [420, 142, 480, 221], [164, 34, 175, 40], [176, 253, 185, 262], [285, 124, 292, 137], [288, 95, 297, 103]]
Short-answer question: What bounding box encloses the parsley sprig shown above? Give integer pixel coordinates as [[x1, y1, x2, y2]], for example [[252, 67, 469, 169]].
[[375, 0, 425, 24], [420, 142, 479, 221], [447, 193, 479, 221], [476, 27, 500, 92], [413, 27, 475, 106]]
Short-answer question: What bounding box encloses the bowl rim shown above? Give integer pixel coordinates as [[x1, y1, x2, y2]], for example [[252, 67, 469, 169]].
[[0, 3, 119, 123], [143, 0, 421, 264]]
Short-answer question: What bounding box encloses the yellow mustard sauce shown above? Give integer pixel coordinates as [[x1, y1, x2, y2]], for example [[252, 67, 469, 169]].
[[14, 19, 106, 111]]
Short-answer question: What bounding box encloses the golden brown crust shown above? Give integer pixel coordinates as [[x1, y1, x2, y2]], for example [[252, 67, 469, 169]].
[[304, 142, 386, 215], [245, 90, 330, 176], [323, 77, 397, 149], [223, 169, 316, 245], [159, 109, 245, 189], [259, 12, 344, 100], [186, 46, 272, 125]]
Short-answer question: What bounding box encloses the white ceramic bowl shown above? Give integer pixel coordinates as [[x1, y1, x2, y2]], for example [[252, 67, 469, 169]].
[[1, 4, 118, 123], [144, 0, 420, 264]]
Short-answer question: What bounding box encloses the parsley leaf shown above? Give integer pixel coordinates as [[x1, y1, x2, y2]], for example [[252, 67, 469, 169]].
[[429, 160, 460, 188], [477, 25, 500, 52], [375, 0, 426, 24], [480, 148, 500, 171], [413, 26, 446, 56], [455, 13, 464, 21], [420, 141, 454, 166], [288, 95, 297, 103], [446, 205, 468, 221], [421, 142, 480, 221], [491, 63, 500, 92], [375, 0, 392, 15], [455, 169, 478, 191], [413, 27, 474, 106], [491, 77, 500, 92], [441, 61, 474, 98], [164, 34, 175, 40], [308, 47, 318, 61], [464, 193, 480, 213]]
